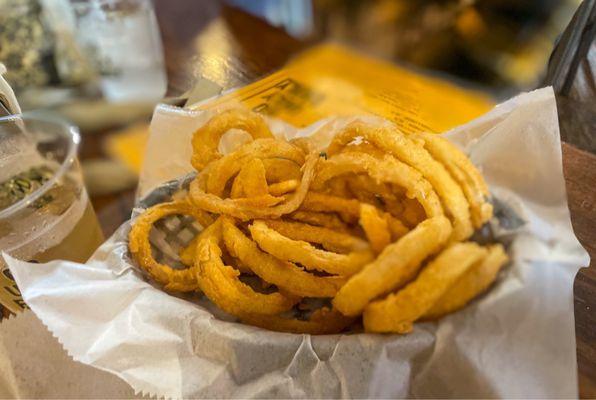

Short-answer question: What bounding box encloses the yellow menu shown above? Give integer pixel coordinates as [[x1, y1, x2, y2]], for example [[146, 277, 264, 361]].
[[196, 43, 494, 134], [108, 44, 494, 174]]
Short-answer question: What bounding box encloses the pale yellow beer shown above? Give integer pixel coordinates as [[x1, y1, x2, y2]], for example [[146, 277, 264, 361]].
[[0, 114, 105, 315], [34, 201, 104, 264]]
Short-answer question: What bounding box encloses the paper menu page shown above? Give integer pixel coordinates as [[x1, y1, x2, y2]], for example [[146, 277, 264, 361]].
[[194, 43, 495, 133]]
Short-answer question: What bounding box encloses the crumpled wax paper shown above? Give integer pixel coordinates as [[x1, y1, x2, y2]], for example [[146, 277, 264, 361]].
[[5, 87, 590, 399]]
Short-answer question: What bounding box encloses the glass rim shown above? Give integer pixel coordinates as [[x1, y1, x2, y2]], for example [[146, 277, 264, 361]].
[[0, 113, 81, 219]]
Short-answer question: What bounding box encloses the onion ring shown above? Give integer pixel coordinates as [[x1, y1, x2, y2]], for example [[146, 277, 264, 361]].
[[412, 132, 492, 228], [384, 215, 409, 240], [359, 203, 391, 254], [195, 219, 299, 316], [179, 232, 252, 274], [345, 175, 384, 208], [400, 197, 427, 228], [289, 137, 317, 154], [339, 140, 387, 158], [345, 174, 404, 213], [363, 242, 487, 333], [128, 200, 214, 292], [287, 211, 350, 232], [249, 220, 374, 276], [268, 179, 299, 196], [328, 122, 473, 241], [206, 139, 305, 196], [328, 177, 353, 198], [230, 158, 269, 198], [191, 109, 274, 170], [423, 244, 507, 319], [228, 194, 285, 208], [190, 152, 320, 220], [241, 307, 354, 334], [332, 216, 452, 316], [300, 192, 361, 223], [262, 158, 302, 183], [193, 156, 286, 211], [261, 219, 368, 253], [179, 234, 201, 267], [300, 192, 408, 236], [221, 217, 346, 298]]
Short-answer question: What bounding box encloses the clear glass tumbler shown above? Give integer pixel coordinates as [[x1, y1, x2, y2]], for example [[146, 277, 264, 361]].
[[0, 114, 104, 315], [69, 0, 167, 102]]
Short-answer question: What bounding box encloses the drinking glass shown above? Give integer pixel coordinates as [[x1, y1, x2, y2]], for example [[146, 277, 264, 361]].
[[0, 114, 104, 315], [69, 0, 167, 102]]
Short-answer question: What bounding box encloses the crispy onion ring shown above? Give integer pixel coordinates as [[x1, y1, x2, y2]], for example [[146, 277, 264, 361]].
[[190, 152, 320, 220], [326, 176, 353, 198], [268, 179, 299, 196], [228, 194, 285, 208], [412, 132, 492, 228], [300, 192, 360, 222], [287, 211, 350, 232], [249, 220, 374, 277], [222, 217, 346, 298], [128, 200, 214, 292], [300, 192, 408, 236], [347, 177, 384, 208], [191, 108, 274, 170], [230, 158, 269, 198], [345, 174, 404, 213], [241, 308, 354, 335], [289, 136, 317, 154], [328, 122, 473, 241], [195, 165, 285, 209], [398, 197, 427, 227], [339, 140, 387, 157], [206, 139, 305, 196], [363, 242, 487, 333], [359, 203, 391, 254], [262, 158, 302, 183], [180, 234, 201, 267], [423, 244, 507, 319], [313, 152, 443, 220], [385, 214, 409, 240], [195, 219, 299, 316], [179, 232, 252, 274], [261, 219, 368, 253], [332, 216, 452, 316]]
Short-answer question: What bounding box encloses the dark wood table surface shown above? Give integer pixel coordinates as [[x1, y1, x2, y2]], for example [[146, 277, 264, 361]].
[[86, 1, 596, 397]]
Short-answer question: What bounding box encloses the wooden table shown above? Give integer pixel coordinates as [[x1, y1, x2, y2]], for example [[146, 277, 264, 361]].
[[88, 1, 596, 397]]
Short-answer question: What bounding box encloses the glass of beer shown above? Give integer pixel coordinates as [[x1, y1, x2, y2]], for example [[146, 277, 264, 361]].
[[0, 114, 104, 315]]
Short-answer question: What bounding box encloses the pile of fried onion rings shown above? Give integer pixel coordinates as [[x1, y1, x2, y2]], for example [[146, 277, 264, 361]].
[[128, 109, 508, 334]]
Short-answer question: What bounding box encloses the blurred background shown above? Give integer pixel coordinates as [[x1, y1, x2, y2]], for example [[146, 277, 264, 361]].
[[0, 0, 592, 234], [232, 0, 581, 93], [1, 0, 582, 103]]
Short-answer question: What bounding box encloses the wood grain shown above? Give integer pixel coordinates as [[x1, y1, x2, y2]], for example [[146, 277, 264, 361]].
[[153, 0, 307, 97], [564, 143, 596, 399]]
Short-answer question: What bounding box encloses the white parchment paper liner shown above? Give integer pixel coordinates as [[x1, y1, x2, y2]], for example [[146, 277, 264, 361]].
[[6, 87, 590, 398], [0, 311, 139, 398]]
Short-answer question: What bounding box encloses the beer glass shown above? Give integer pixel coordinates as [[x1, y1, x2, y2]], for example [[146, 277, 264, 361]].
[[0, 114, 104, 315]]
